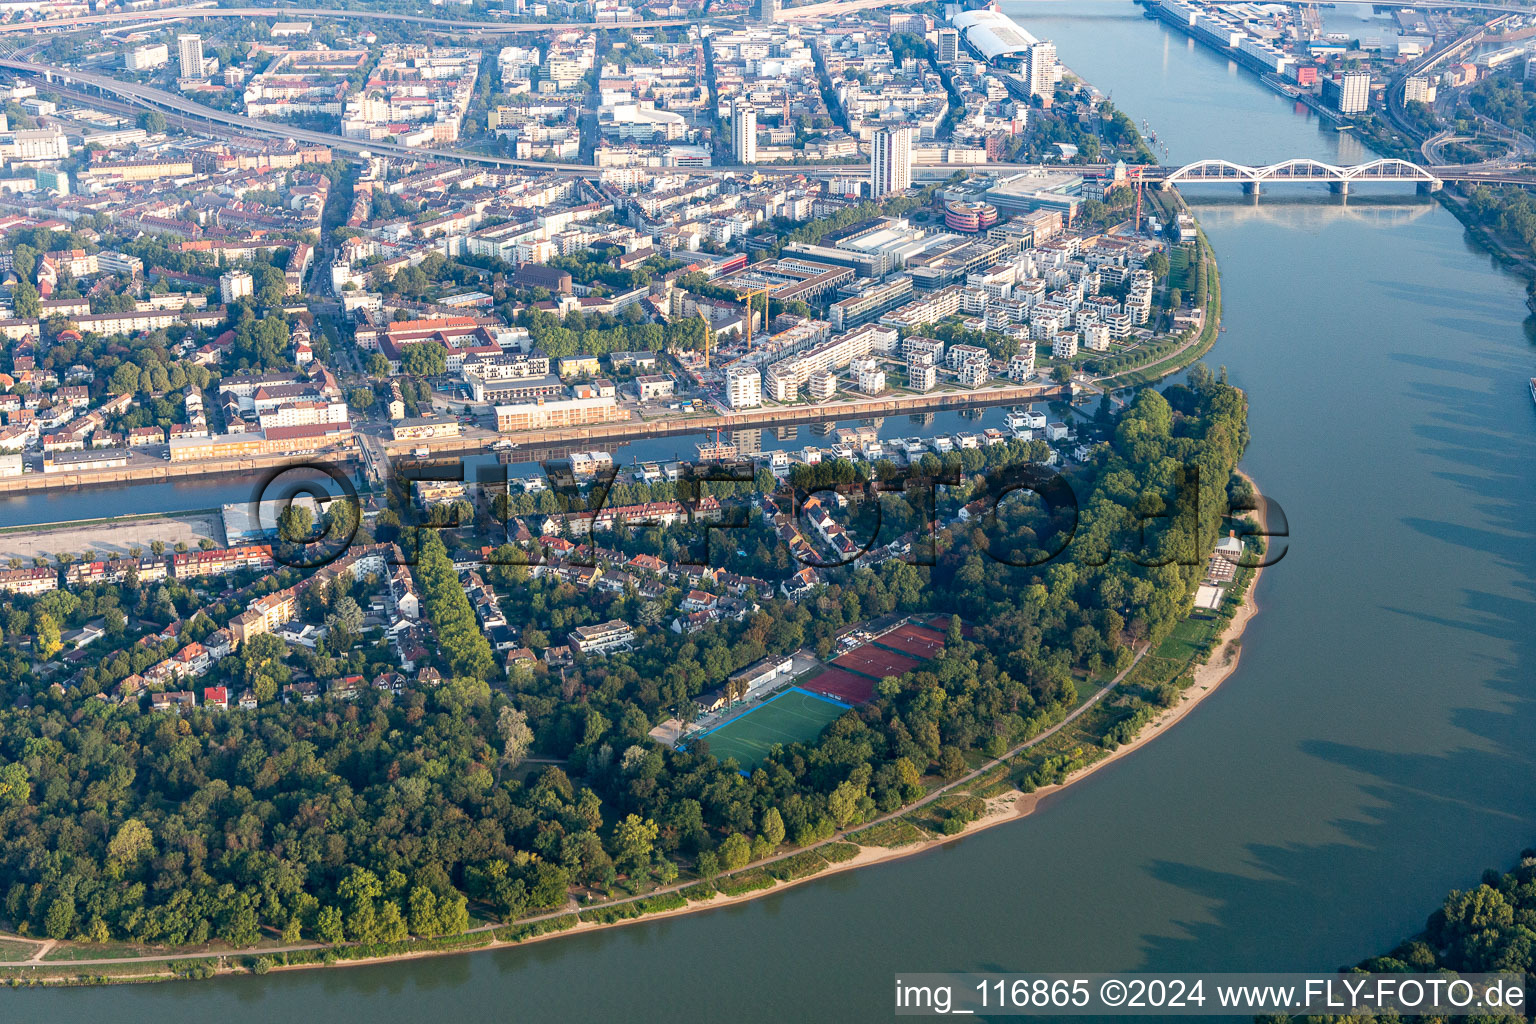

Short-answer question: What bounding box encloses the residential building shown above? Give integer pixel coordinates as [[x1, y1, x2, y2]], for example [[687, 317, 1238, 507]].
[[1327, 72, 1370, 114], [569, 619, 635, 655], [1024, 41, 1057, 99], [178, 34, 205, 79], [726, 364, 763, 409], [219, 269, 253, 304], [731, 98, 757, 164], [871, 126, 913, 199]]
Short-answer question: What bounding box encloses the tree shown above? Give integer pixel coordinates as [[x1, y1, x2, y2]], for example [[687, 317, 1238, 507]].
[[254, 264, 287, 307], [718, 832, 751, 872], [44, 896, 75, 940], [614, 814, 659, 872], [0, 762, 28, 805], [137, 111, 167, 134], [277, 504, 314, 543], [401, 341, 448, 377], [1146, 251, 1170, 279], [497, 706, 533, 770], [108, 362, 141, 395], [348, 387, 375, 411], [367, 352, 390, 379], [33, 612, 62, 660], [107, 818, 155, 865], [11, 280, 39, 319], [760, 807, 785, 848], [11, 243, 36, 281], [316, 905, 346, 944]]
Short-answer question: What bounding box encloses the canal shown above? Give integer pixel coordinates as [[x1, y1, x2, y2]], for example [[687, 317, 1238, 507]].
[[14, 2, 1536, 1019]]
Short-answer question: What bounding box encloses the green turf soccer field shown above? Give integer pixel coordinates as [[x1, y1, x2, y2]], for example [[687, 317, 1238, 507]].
[[694, 687, 850, 770]]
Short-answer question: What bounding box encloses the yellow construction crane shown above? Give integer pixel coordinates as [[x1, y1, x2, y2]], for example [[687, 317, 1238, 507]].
[[739, 285, 772, 350], [697, 286, 771, 369], [697, 308, 713, 369]]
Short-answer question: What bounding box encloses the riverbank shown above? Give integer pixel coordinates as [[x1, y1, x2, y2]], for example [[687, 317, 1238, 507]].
[[1, 509, 1267, 986], [0, 449, 362, 496]]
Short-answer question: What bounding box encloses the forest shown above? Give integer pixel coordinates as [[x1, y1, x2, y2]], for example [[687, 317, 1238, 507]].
[[0, 374, 1249, 950]]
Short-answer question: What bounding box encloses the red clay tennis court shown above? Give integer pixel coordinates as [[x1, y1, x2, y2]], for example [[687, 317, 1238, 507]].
[[875, 623, 946, 659], [803, 668, 876, 704], [833, 645, 922, 680]]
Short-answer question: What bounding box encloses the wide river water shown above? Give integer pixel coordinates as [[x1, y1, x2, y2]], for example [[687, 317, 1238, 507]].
[[12, 3, 1536, 1020]]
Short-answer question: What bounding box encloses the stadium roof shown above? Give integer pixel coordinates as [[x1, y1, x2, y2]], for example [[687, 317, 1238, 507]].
[[952, 9, 1040, 61]]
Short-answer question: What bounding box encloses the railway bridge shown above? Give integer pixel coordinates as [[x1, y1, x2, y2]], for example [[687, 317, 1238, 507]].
[[1155, 158, 1445, 195]]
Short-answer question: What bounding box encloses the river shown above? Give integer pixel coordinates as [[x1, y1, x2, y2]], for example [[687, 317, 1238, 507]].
[[14, 3, 1536, 1019]]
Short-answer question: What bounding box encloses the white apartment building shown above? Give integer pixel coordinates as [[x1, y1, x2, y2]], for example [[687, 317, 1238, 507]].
[[0, 129, 68, 161], [178, 34, 205, 79], [765, 324, 897, 402], [1082, 322, 1111, 352], [219, 270, 253, 304], [1404, 75, 1436, 105], [1334, 71, 1369, 114], [1024, 41, 1057, 99], [870, 125, 912, 199], [726, 365, 763, 408], [732, 98, 757, 164], [257, 401, 350, 432]]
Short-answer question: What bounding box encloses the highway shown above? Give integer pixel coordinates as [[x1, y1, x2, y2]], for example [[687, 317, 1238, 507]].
[[4, 53, 1535, 187], [0, 55, 595, 170], [0, 5, 711, 35]]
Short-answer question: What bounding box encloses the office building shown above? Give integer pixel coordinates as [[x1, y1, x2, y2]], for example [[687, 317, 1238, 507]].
[[178, 34, 205, 79], [757, 0, 779, 22], [937, 28, 960, 64], [732, 99, 757, 164], [125, 43, 170, 71], [870, 126, 912, 199]]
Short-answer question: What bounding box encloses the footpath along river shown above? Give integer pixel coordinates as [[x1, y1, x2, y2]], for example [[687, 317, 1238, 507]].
[[11, 2, 1536, 1019]]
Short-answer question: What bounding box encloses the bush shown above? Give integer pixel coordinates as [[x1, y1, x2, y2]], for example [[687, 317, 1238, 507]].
[[820, 842, 860, 864], [715, 871, 776, 897]]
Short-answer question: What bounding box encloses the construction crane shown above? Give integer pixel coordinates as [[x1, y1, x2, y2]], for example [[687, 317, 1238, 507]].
[[699, 286, 770, 368], [739, 285, 772, 350], [696, 308, 714, 369]]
